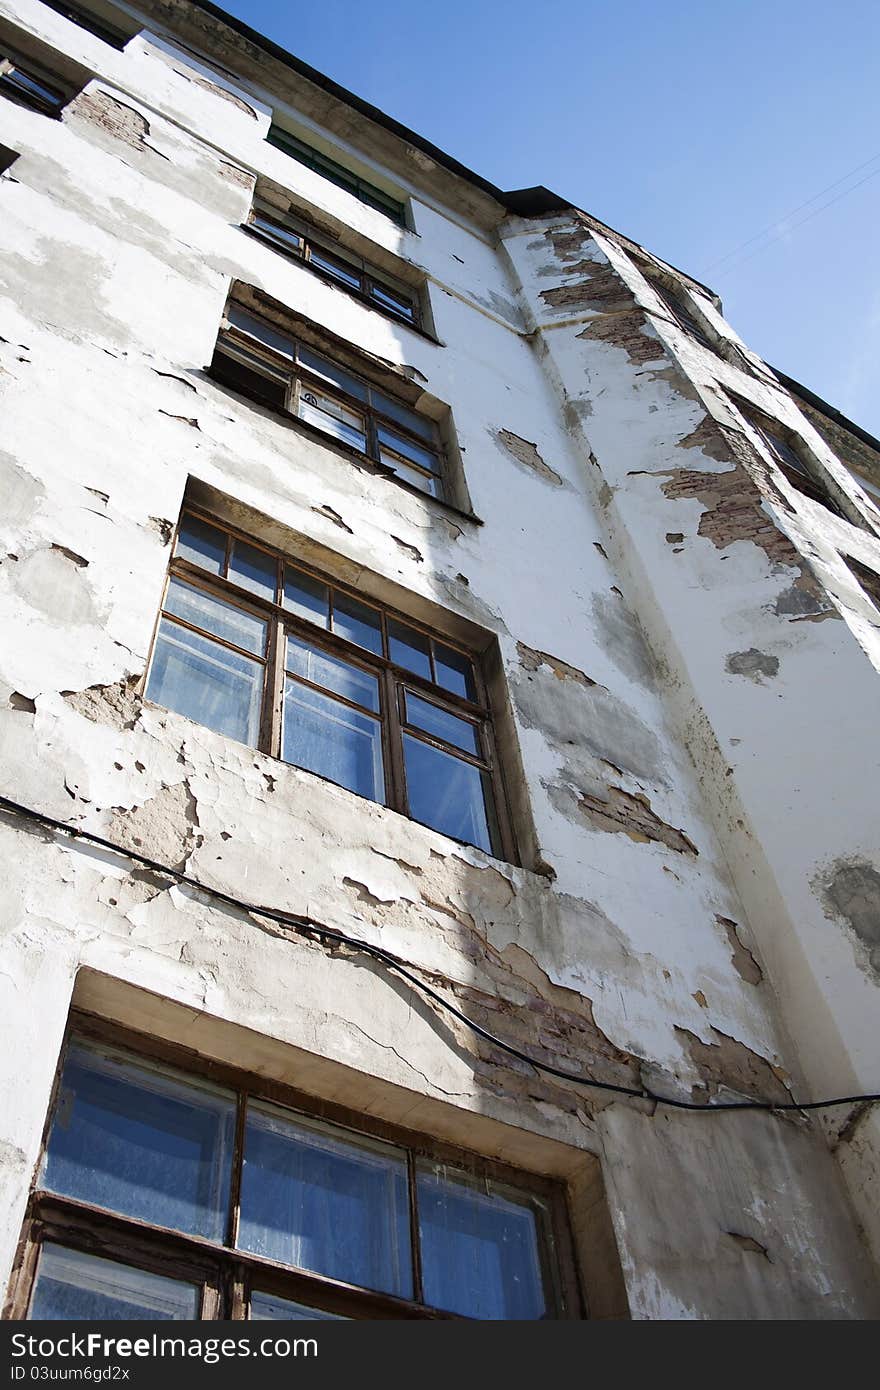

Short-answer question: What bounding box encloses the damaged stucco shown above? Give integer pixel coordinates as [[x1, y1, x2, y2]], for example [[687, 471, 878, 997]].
[[0, 0, 877, 1321]]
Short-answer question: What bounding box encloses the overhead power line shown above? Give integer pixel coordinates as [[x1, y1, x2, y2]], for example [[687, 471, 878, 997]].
[[703, 150, 880, 276], [1, 792, 878, 1118]]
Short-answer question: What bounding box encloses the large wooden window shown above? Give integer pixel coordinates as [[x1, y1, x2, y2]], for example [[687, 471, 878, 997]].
[[144, 510, 514, 860], [743, 406, 843, 514], [210, 304, 448, 501], [245, 198, 422, 329], [267, 126, 407, 227], [6, 1023, 581, 1320]]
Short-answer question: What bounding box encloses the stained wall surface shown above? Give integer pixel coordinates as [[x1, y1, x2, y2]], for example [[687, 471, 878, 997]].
[[0, 0, 878, 1319]]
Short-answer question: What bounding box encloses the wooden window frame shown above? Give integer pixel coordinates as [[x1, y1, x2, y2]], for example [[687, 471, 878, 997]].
[[0, 50, 78, 116], [244, 201, 422, 331], [147, 508, 518, 864], [210, 307, 448, 502], [4, 1015, 584, 1321], [651, 278, 715, 350], [266, 125, 407, 228], [743, 406, 843, 514]]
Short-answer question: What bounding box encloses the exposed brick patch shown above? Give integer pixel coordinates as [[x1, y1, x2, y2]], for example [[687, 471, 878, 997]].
[[517, 641, 596, 687], [576, 785, 698, 855], [496, 430, 564, 486], [577, 310, 666, 366], [63, 676, 141, 731], [177, 70, 257, 117], [660, 462, 803, 568], [540, 260, 636, 315], [676, 1026, 791, 1104], [718, 915, 763, 986], [72, 91, 168, 159], [219, 159, 254, 188]]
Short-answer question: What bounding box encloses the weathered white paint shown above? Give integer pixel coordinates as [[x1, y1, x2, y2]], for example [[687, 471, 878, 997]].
[[0, 0, 877, 1319]]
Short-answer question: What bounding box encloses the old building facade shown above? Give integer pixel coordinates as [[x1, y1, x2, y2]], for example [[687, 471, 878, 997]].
[[1, 0, 879, 1320]]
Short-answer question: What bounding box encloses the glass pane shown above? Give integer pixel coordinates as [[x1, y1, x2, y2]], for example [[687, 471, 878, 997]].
[[372, 396, 435, 443], [229, 539, 277, 602], [239, 1102, 412, 1299], [42, 1042, 235, 1241], [332, 592, 383, 654], [377, 425, 441, 472], [175, 514, 226, 575], [164, 577, 267, 656], [380, 453, 441, 499], [287, 636, 379, 712], [227, 305, 296, 359], [251, 1291, 346, 1321], [417, 1165, 550, 1320], [434, 643, 477, 701], [251, 211, 304, 254], [387, 619, 431, 680], [369, 283, 415, 322], [297, 389, 367, 451], [283, 566, 330, 627], [3, 68, 62, 108], [308, 245, 362, 290], [297, 347, 368, 401], [404, 734, 496, 853], [406, 692, 479, 755], [30, 1246, 199, 1322], [283, 680, 384, 801], [148, 621, 264, 746]]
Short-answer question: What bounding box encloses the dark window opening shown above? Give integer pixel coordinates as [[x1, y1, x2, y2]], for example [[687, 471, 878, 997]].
[[651, 279, 714, 350], [210, 303, 448, 502], [245, 199, 421, 328], [0, 51, 77, 116], [844, 556, 880, 611], [37, 0, 133, 49], [6, 1025, 580, 1320], [144, 509, 514, 860], [266, 126, 407, 227], [0, 141, 18, 173], [745, 409, 844, 516]]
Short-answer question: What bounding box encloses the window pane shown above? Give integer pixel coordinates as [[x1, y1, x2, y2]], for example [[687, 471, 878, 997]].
[[175, 514, 227, 575], [377, 425, 441, 472], [404, 734, 496, 853], [211, 343, 290, 411], [148, 621, 264, 746], [251, 1291, 346, 1321], [297, 347, 368, 401], [372, 397, 435, 443], [332, 592, 383, 654], [251, 211, 304, 255], [283, 566, 330, 627], [287, 636, 380, 712], [1, 67, 64, 111], [308, 245, 362, 290], [164, 577, 267, 655], [297, 389, 367, 451], [380, 452, 441, 499], [417, 1165, 550, 1320], [387, 619, 431, 680], [227, 305, 296, 359], [369, 284, 415, 322], [239, 1102, 412, 1299], [434, 643, 477, 701], [42, 1043, 235, 1241], [229, 539, 277, 602], [406, 692, 479, 755], [29, 1246, 199, 1322], [283, 680, 384, 801]]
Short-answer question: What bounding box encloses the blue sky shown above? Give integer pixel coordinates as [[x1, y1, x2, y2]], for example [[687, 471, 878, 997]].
[[219, 0, 880, 436]]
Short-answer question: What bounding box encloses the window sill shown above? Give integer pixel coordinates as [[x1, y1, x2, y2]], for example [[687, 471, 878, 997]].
[[202, 364, 484, 528]]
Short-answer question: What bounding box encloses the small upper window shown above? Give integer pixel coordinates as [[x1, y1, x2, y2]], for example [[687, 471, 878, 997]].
[[246, 199, 421, 328], [0, 50, 79, 115], [0, 142, 18, 173], [210, 302, 447, 501], [651, 278, 714, 350], [267, 125, 407, 227], [743, 407, 843, 515], [37, 0, 134, 49]]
